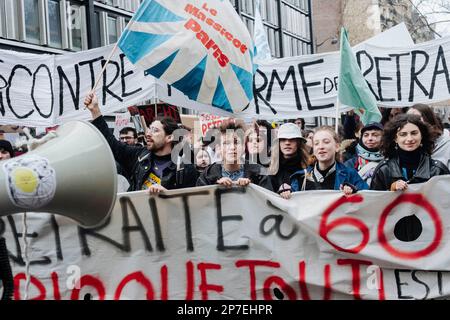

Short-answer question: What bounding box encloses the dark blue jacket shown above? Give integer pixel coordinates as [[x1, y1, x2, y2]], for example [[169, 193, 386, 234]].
[[290, 162, 369, 192], [344, 156, 358, 170]]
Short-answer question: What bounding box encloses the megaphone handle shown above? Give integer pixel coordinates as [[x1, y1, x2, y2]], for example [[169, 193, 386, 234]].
[[0, 238, 14, 300], [21, 212, 31, 300]]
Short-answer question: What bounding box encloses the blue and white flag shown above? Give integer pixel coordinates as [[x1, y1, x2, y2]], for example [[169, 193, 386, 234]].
[[118, 0, 255, 113], [253, 0, 272, 62]]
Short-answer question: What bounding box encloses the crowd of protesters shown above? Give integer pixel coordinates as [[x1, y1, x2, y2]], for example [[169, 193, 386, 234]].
[[1, 94, 449, 201], [80, 94, 450, 198]]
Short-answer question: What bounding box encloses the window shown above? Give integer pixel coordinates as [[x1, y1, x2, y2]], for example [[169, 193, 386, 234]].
[[48, 0, 62, 48], [241, 0, 254, 16], [107, 15, 118, 44], [24, 0, 41, 44], [68, 4, 83, 50], [0, 0, 6, 37], [93, 11, 101, 47], [5, 0, 20, 39]]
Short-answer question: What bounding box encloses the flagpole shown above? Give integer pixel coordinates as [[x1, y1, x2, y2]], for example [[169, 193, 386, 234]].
[[154, 79, 158, 119], [84, 18, 137, 110], [91, 42, 120, 93], [90, 19, 137, 94], [335, 99, 340, 134], [84, 42, 120, 110]]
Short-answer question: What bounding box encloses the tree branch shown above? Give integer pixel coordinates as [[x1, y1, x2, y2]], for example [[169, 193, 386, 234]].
[[408, 0, 442, 37]]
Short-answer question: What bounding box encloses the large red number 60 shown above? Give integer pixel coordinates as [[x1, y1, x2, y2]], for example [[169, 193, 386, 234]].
[[377, 193, 443, 260], [319, 195, 369, 254]]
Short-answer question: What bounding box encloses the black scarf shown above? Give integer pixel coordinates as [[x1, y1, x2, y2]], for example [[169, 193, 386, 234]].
[[398, 148, 422, 180], [276, 153, 303, 188], [280, 152, 302, 170]]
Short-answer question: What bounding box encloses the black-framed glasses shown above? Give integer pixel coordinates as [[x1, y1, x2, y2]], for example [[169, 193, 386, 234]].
[[119, 136, 135, 141]]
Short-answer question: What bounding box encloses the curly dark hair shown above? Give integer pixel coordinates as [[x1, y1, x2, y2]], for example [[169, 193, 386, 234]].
[[381, 113, 435, 158]]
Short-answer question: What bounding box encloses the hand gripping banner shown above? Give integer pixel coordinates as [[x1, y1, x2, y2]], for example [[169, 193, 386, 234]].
[[3, 176, 450, 300]]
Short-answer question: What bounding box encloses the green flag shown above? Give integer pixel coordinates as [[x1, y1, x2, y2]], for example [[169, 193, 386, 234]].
[[338, 27, 382, 125]]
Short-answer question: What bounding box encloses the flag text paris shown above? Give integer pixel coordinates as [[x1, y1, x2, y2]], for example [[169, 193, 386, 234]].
[[184, 3, 249, 68]]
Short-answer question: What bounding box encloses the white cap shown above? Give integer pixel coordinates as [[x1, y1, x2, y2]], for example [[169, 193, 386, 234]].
[[277, 123, 306, 142]]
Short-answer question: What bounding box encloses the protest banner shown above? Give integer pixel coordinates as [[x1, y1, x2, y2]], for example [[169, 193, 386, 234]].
[[132, 103, 181, 126], [2, 175, 450, 300], [127, 106, 147, 134], [1, 28, 450, 126], [113, 112, 131, 138], [199, 113, 227, 136], [0, 44, 152, 127]]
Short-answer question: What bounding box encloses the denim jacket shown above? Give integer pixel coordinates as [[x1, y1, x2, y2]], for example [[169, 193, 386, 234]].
[[290, 162, 369, 192]]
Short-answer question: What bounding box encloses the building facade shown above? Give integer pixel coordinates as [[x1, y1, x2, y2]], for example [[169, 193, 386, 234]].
[[0, 0, 313, 57], [232, 0, 313, 58], [0, 0, 142, 54], [378, 0, 434, 43], [0, 0, 314, 127], [313, 0, 435, 55]]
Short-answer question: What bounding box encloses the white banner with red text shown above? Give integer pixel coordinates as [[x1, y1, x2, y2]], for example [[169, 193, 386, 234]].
[[2, 175, 450, 300]]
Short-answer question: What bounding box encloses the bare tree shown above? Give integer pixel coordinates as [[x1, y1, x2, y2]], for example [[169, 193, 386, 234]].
[[411, 0, 450, 38]]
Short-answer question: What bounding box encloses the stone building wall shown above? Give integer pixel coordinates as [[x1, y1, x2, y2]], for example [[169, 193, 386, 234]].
[[312, 0, 435, 53], [312, 0, 342, 53], [379, 0, 434, 43], [341, 0, 382, 45]]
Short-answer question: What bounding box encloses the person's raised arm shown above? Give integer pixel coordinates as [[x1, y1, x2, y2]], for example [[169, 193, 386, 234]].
[[84, 92, 102, 120]]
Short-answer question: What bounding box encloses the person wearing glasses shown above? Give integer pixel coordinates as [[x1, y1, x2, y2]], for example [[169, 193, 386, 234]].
[[119, 127, 138, 146], [84, 93, 198, 193]]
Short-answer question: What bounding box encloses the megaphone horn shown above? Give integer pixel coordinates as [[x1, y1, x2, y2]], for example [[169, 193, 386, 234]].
[[0, 121, 117, 228]]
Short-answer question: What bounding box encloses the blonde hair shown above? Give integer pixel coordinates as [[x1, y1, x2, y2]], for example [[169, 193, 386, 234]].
[[310, 126, 342, 165], [313, 126, 341, 143]]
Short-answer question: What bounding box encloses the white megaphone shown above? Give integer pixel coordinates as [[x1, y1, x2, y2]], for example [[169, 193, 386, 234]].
[[0, 121, 117, 228]]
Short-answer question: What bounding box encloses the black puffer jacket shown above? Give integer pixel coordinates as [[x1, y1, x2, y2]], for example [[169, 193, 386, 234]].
[[370, 154, 450, 190], [92, 116, 198, 191], [196, 163, 273, 191], [270, 158, 305, 192]]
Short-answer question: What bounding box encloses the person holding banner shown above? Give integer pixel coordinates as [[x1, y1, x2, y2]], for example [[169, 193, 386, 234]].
[[84, 93, 198, 193], [286, 126, 369, 199], [406, 104, 450, 171], [196, 120, 272, 190], [370, 114, 449, 192], [268, 123, 310, 195]]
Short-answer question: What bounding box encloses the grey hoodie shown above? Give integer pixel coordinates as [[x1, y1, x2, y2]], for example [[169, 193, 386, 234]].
[[432, 129, 450, 170]]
